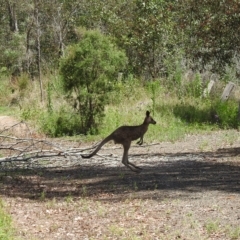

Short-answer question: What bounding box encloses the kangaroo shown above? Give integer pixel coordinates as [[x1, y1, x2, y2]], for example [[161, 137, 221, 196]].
[[81, 111, 156, 172]]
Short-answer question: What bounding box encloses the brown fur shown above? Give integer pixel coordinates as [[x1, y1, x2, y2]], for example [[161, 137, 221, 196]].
[[81, 111, 156, 172]]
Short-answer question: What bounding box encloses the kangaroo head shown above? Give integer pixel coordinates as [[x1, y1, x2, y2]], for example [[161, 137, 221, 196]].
[[145, 111, 156, 125]]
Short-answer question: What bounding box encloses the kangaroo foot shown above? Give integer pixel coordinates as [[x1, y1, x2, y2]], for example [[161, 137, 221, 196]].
[[134, 166, 142, 170], [128, 161, 142, 170], [128, 164, 142, 173], [130, 166, 142, 173], [123, 162, 142, 173]]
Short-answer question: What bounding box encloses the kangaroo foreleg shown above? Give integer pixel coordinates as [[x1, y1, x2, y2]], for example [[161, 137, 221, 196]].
[[136, 136, 143, 145]]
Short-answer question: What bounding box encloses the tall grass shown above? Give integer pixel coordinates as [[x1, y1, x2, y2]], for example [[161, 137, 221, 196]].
[[0, 71, 239, 142], [0, 199, 14, 240], [101, 79, 220, 143]]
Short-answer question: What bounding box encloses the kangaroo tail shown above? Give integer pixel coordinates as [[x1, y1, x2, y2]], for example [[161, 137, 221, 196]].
[[81, 135, 112, 158]]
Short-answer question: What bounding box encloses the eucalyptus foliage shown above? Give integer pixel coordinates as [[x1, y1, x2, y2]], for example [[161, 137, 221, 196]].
[[1, 0, 240, 78]]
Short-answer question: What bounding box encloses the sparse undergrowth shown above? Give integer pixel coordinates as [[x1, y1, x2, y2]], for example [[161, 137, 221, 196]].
[[0, 73, 239, 143], [0, 199, 14, 240]]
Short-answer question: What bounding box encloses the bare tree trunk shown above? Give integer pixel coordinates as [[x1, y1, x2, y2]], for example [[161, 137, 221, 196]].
[[53, 5, 65, 57], [238, 101, 240, 122], [25, 25, 33, 76], [35, 4, 43, 102], [6, 0, 19, 32]]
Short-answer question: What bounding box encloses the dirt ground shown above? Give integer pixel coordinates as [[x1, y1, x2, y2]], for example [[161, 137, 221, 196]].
[[0, 121, 240, 239]]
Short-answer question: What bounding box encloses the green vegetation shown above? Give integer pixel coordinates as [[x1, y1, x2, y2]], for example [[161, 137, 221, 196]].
[[0, 69, 239, 142], [0, 199, 14, 240], [205, 220, 220, 235], [60, 29, 127, 134], [1, 0, 240, 78], [0, 3, 239, 237], [0, 1, 239, 139]]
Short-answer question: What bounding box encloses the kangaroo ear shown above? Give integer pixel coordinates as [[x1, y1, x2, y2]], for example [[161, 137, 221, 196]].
[[146, 111, 150, 116]]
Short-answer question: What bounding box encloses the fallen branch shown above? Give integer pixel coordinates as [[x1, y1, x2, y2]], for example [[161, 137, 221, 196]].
[[0, 121, 83, 167]]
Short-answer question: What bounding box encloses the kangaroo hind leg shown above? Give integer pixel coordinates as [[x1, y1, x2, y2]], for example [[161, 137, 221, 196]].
[[122, 142, 142, 172]]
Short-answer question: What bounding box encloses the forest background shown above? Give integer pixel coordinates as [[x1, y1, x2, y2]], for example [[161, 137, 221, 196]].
[[0, 0, 240, 141]]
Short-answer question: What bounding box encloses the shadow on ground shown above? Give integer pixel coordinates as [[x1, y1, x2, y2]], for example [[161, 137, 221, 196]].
[[0, 147, 239, 201]]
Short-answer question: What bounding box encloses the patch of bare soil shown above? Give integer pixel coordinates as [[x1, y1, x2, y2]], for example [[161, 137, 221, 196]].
[[0, 116, 39, 138], [1, 129, 240, 239]]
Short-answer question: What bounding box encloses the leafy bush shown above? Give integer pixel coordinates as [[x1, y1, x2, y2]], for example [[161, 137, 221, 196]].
[[146, 80, 162, 115], [39, 110, 83, 137], [214, 100, 239, 128], [173, 100, 211, 124], [173, 97, 239, 129], [21, 106, 40, 121], [185, 73, 203, 98], [60, 29, 127, 134]]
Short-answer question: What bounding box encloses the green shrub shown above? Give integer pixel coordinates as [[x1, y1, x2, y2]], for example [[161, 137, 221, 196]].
[[146, 80, 162, 115], [172, 97, 239, 129], [60, 29, 127, 134], [21, 106, 39, 121], [18, 73, 29, 92], [173, 100, 211, 124], [214, 100, 239, 128], [186, 73, 203, 98], [39, 110, 83, 137]]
